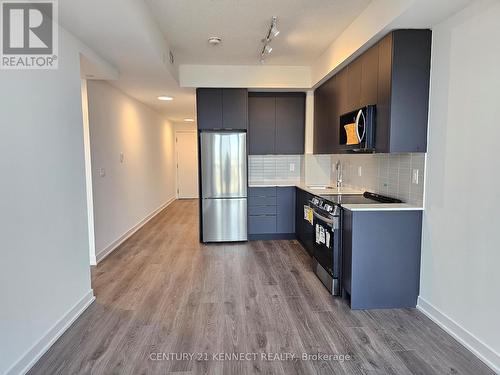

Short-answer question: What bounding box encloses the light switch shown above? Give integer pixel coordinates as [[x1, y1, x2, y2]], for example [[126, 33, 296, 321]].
[[412, 169, 419, 184], [358, 166, 362, 177], [99, 168, 106, 177], [120, 152, 124, 163], [289, 163, 295, 172]]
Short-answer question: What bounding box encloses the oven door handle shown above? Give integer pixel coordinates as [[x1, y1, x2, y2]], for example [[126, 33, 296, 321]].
[[313, 210, 334, 227]]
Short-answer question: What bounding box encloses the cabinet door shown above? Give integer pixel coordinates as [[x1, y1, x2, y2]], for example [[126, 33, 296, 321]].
[[314, 80, 337, 154], [360, 44, 379, 106], [295, 188, 304, 241], [248, 215, 277, 234], [277, 187, 295, 233], [248, 95, 276, 155], [376, 33, 393, 153], [222, 88, 247, 130], [326, 76, 341, 154], [313, 84, 327, 154], [196, 88, 223, 130], [295, 189, 314, 256], [337, 68, 349, 116], [276, 95, 305, 154], [347, 58, 362, 111]]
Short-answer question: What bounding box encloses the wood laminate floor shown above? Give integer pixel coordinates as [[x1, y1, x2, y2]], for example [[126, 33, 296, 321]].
[[29, 200, 493, 375]]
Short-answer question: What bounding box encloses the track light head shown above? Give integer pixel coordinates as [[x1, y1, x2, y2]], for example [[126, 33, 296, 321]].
[[264, 44, 273, 54], [270, 17, 279, 37]]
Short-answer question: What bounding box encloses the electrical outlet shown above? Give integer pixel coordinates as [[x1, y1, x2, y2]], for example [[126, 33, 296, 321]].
[[99, 168, 106, 177], [412, 169, 419, 184], [358, 166, 362, 177], [289, 163, 295, 172]]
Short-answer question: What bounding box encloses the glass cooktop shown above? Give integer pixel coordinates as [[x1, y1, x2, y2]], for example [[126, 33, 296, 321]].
[[320, 192, 402, 205], [320, 194, 378, 205]]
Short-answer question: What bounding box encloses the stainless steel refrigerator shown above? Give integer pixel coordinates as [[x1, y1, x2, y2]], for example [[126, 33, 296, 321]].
[[200, 131, 247, 242]]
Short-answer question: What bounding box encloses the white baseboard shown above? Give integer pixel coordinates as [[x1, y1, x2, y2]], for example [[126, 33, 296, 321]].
[[417, 296, 500, 374], [95, 197, 176, 263], [5, 290, 95, 375]]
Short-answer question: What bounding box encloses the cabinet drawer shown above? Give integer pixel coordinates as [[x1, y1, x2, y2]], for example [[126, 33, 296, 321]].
[[248, 215, 277, 234], [248, 196, 277, 206], [248, 205, 277, 216], [248, 187, 277, 197]]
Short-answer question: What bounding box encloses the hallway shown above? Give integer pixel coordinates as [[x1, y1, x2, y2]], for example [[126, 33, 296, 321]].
[[29, 200, 493, 374]]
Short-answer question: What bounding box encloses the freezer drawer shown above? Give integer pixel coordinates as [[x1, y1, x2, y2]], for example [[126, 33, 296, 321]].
[[202, 198, 248, 242]]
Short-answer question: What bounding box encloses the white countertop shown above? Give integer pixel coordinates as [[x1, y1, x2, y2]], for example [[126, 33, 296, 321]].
[[248, 181, 424, 212], [341, 203, 424, 212]]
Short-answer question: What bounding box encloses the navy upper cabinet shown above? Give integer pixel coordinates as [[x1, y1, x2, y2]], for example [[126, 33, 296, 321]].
[[276, 94, 305, 154], [249, 92, 305, 155], [347, 57, 362, 111], [376, 30, 431, 153], [360, 44, 379, 107], [314, 76, 339, 154], [248, 94, 276, 155], [196, 88, 248, 130], [222, 88, 248, 130], [313, 29, 431, 154], [197, 88, 222, 130]]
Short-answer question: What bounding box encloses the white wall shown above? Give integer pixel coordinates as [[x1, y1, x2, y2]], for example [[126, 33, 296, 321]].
[[418, 1, 500, 372], [0, 28, 94, 375], [179, 64, 311, 88], [87, 81, 176, 262]]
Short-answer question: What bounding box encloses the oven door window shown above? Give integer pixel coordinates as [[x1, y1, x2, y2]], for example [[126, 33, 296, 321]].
[[313, 219, 334, 277]]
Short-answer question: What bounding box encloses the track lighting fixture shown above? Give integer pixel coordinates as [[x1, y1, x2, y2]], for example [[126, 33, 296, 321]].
[[260, 16, 279, 63]]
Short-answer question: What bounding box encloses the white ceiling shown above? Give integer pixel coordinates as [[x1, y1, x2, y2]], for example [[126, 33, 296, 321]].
[[59, 0, 471, 123], [60, 0, 196, 123], [145, 0, 371, 65]]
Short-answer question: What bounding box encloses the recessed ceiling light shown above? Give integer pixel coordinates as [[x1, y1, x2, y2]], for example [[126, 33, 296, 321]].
[[208, 37, 222, 45], [184, 118, 195, 122], [158, 96, 174, 101]]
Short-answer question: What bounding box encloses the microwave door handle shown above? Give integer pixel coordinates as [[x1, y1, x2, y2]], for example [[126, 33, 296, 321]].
[[355, 109, 366, 145]]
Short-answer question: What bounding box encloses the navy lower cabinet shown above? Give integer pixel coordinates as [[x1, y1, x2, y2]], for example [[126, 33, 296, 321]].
[[295, 187, 314, 256], [342, 209, 423, 309], [277, 187, 295, 233], [248, 186, 295, 240]]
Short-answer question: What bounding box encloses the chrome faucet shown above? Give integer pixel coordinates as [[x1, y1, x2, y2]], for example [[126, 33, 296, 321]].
[[335, 161, 343, 188]]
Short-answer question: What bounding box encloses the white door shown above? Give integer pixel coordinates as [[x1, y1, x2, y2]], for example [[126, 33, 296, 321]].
[[176, 131, 199, 198]]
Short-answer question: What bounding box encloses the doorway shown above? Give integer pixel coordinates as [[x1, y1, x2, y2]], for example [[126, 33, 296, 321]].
[[175, 131, 199, 199]]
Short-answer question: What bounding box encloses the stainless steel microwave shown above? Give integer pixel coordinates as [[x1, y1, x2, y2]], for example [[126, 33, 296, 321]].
[[339, 105, 376, 152]]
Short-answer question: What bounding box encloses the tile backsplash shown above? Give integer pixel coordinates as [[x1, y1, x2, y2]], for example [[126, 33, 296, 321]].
[[249, 153, 426, 206], [249, 155, 303, 184], [304, 154, 332, 186], [332, 153, 426, 206]]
